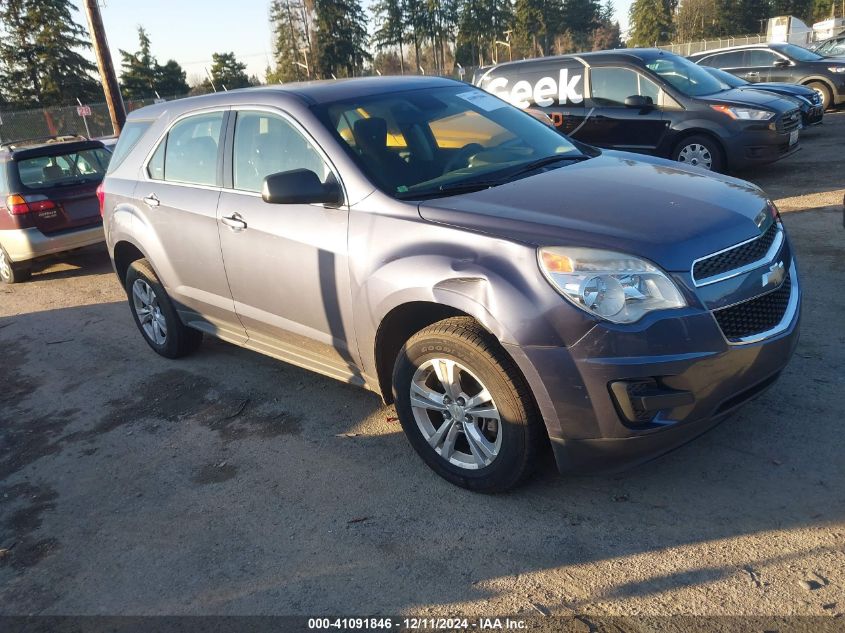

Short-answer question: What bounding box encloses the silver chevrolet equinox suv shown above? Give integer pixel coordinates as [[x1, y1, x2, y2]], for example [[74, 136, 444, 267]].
[[102, 77, 800, 492]]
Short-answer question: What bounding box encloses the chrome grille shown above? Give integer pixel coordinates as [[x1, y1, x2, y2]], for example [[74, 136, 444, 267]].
[[693, 223, 779, 284], [777, 108, 802, 133]]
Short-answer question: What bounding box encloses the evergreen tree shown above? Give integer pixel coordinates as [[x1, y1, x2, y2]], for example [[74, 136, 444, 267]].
[[771, 0, 814, 21], [268, 0, 309, 82], [0, 0, 100, 107], [119, 27, 158, 99], [156, 60, 190, 96], [628, 0, 672, 45], [373, 0, 407, 73], [314, 0, 370, 78], [205, 52, 252, 90], [561, 0, 603, 49], [512, 0, 563, 58], [714, 0, 771, 35]]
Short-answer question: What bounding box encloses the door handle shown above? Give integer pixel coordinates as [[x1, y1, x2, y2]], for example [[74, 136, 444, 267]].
[[143, 194, 160, 207], [221, 214, 247, 231]]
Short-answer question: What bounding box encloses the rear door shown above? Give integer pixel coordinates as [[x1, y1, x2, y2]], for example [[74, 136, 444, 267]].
[[138, 108, 247, 342], [12, 145, 110, 234], [698, 50, 760, 82], [576, 65, 667, 153]]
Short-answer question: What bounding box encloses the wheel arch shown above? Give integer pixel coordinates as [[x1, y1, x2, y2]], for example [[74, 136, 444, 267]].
[[112, 239, 149, 286]]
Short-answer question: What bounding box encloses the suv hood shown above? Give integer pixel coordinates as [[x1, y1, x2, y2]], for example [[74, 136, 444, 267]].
[[418, 152, 772, 272], [698, 87, 799, 112]]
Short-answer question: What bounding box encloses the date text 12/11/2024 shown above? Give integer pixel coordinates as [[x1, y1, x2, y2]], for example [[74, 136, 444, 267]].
[[307, 617, 529, 630]]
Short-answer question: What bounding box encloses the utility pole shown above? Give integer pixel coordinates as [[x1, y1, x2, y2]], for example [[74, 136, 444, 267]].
[[82, 0, 126, 135]]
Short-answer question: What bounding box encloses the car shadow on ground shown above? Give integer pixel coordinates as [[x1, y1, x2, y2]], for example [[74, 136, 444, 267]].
[[23, 243, 112, 283]]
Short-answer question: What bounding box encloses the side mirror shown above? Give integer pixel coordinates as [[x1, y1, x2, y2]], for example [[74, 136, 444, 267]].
[[262, 169, 342, 206], [624, 95, 654, 109], [774, 59, 791, 68]]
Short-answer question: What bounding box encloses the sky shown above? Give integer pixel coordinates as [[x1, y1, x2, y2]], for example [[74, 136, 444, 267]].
[[72, 0, 636, 84]]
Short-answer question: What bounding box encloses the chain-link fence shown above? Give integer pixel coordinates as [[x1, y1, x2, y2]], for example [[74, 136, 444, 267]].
[[660, 35, 769, 57], [0, 97, 181, 144]]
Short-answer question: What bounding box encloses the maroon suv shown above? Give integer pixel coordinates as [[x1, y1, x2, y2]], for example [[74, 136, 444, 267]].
[[0, 135, 110, 283]]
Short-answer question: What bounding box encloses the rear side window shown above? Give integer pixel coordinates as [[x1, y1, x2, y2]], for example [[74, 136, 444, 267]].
[[107, 121, 151, 173], [747, 50, 779, 67], [15, 148, 111, 189], [148, 111, 224, 187], [702, 51, 746, 68]]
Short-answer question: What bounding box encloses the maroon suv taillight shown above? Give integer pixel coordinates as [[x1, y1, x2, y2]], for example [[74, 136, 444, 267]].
[[5, 194, 56, 215], [96, 182, 105, 217]]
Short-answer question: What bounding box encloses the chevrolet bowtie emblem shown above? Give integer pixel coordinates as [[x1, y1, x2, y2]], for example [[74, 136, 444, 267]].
[[762, 261, 785, 288]]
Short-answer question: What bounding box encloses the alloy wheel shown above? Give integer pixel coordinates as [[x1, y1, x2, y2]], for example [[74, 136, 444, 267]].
[[132, 278, 167, 345], [678, 143, 713, 170], [409, 358, 502, 470], [0, 249, 11, 282]]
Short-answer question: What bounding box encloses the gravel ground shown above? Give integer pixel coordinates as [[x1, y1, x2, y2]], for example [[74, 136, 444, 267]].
[[0, 113, 843, 619]]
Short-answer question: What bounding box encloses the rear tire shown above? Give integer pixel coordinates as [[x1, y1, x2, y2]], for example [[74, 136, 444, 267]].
[[806, 81, 832, 111], [672, 135, 724, 172], [125, 258, 202, 359], [392, 317, 543, 492], [0, 246, 31, 284]]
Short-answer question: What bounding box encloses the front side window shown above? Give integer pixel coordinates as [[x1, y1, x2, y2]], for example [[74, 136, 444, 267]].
[[590, 67, 659, 106], [16, 147, 111, 189], [148, 111, 224, 186], [747, 50, 779, 67], [315, 85, 582, 199], [233, 111, 330, 193]]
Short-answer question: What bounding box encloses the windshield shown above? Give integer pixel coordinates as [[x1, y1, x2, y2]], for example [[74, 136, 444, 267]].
[[314, 85, 583, 199], [781, 44, 823, 61], [703, 66, 746, 88], [15, 147, 111, 189], [646, 55, 726, 96]]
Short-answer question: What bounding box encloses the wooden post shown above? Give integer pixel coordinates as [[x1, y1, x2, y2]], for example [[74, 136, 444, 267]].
[[82, 0, 126, 135]]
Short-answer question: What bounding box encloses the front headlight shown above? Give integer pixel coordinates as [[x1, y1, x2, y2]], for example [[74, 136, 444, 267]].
[[710, 104, 775, 120], [827, 66, 845, 73], [539, 247, 687, 324]]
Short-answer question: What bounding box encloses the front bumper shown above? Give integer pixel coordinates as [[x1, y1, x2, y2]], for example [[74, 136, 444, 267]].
[[723, 127, 801, 171], [802, 105, 824, 126], [0, 224, 104, 263], [507, 252, 801, 474]]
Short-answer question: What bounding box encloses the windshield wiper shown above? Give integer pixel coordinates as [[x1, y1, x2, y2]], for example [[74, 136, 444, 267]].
[[501, 153, 590, 180], [397, 179, 502, 200]]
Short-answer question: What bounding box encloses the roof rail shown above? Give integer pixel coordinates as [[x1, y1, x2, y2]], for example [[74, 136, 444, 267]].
[[0, 134, 90, 150]]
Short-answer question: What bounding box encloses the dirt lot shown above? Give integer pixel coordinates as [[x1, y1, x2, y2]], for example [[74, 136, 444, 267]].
[[1, 113, 844, 620]]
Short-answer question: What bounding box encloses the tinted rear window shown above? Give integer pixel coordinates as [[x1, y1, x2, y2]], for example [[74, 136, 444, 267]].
[[15, 148, 111, 189], [106, 121, 152, 173]]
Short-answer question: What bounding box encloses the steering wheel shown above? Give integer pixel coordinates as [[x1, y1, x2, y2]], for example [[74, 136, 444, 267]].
[[443, 143, 484, 174]]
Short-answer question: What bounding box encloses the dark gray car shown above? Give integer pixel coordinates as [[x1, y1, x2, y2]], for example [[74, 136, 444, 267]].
[[102, 77, 800, 492]]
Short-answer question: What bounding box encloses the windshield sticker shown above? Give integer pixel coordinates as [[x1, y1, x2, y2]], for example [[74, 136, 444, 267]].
[[456, 90, 508, 112], [480, 69, 584, 109]]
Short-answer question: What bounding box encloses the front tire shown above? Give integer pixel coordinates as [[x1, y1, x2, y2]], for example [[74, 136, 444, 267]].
[[807, 81, 832, 111], [672, 135, 724, 172], [0, 246, 31, 284], [392, 317, 543, 492], [125, 258, 202, 358]]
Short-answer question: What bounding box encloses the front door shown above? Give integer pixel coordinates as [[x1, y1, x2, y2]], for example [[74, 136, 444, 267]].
[[216, 109, 359, 381], [575, 66, 667, 154]]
